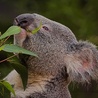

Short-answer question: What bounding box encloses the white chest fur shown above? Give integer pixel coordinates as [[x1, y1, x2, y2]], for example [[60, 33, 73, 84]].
[[4, 70, 53, 98]]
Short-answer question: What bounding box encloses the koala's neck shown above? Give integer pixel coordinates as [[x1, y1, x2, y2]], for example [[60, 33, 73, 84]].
[[27, 71, 53, 91], [7, 70, 71, 98], [28, 74, 50, 84], [26, 71, 71, 98]]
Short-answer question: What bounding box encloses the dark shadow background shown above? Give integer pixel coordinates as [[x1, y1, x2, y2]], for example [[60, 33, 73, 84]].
[[0, 0, 98, 98]]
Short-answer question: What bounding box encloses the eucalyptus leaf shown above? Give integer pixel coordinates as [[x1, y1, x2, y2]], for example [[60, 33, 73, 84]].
[[0, 26, 21, 40], [31, 22, 42, 34], [0, 46, 4, 51], [0, 44, 38, 57], [0, 80, 15, 96], [0, 83, 11, 98]]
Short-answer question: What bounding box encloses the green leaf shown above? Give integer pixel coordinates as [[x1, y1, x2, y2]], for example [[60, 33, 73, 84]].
[[31, 22, 42, 34], [0, 80, 15, 96], [0, 44, 38, 57], [0, 45, 4, 51], [10, 61, 28, 90], [0, 61, 13, 80], [0, 82, 11, 98], [0, 26, 21, 40]]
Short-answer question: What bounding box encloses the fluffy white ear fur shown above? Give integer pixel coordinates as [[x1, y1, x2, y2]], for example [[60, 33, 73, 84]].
[[65, 41, 98, 83]]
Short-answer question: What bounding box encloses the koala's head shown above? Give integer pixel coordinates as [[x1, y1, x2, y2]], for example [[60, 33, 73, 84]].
[[13, 13, 78, 77], [14, 13, 77, 47], [13, 13, 98, 84]]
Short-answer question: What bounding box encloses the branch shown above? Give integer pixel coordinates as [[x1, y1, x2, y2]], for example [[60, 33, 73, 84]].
[[0, 54, 17, 63]]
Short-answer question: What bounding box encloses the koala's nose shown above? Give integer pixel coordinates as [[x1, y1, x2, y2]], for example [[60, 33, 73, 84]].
[[14, 14, 34, 28]]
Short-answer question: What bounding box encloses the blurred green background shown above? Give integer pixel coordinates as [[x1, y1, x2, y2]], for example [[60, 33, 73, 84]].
[[0, 0, 98, 98]]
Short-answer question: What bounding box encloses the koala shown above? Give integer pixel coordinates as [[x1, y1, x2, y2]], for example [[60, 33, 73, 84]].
[[5, 13, 98, 98]]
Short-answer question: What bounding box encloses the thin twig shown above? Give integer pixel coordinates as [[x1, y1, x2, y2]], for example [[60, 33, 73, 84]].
[[0, 36, 10, 46], [0, 54, 17, 63]]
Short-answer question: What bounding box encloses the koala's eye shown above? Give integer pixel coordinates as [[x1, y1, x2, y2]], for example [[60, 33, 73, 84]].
[[42, 26, 49, 31]]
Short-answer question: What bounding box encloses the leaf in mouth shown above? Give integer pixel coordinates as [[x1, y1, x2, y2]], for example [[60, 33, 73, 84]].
[[27, 22, 42, 34]]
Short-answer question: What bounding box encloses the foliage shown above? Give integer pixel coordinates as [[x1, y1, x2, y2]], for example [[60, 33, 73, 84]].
[[0, 26, 20, 40], [0, 26, 38, 97], [0, 80, 15, 96]]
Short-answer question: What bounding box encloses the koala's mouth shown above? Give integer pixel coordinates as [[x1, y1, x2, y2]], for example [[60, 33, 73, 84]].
[[13, 18, 34, 47]]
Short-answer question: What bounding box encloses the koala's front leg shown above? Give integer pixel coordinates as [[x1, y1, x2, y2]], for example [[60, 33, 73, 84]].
[[11, 90, 28, 98], [12, 89, 47, 98]]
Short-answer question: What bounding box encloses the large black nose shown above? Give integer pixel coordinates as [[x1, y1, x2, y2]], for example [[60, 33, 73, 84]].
[[14, 14, 34, 28]]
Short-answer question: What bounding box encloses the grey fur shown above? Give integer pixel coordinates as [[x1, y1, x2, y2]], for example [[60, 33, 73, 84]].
[[7, 13, 98, 98]]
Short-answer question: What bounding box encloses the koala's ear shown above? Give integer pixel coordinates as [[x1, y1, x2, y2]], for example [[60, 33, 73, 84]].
[[65, 41, 98, 83]]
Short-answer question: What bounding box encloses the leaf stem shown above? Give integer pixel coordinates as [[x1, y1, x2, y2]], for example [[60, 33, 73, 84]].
[[0, 54, 17, 63], [0, 36, 10, 47]]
